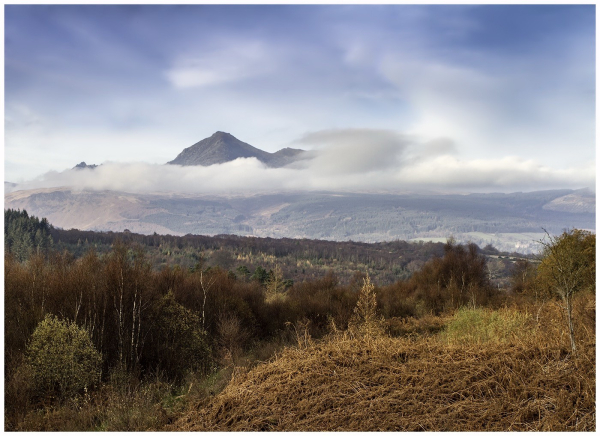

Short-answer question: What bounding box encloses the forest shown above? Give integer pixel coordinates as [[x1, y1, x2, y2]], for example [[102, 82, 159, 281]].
[[4, 209, 595, 431]]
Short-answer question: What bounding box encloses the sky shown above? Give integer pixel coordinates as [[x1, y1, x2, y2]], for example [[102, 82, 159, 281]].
[[4, 4, 596, 194]]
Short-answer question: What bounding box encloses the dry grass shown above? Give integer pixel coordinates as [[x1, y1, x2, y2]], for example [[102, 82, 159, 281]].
[[385, 313, 448, 338], [172, 303, 595, 432]]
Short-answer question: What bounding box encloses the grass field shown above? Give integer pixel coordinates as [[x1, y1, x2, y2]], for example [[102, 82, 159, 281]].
[[171, 294, 595, 432]]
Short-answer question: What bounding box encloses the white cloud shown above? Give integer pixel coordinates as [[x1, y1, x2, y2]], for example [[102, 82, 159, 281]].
[[11, 129, 594, 195], [394, 155, 596, 191], [294, 129, 409, 175], [378, 52, 595, 169]]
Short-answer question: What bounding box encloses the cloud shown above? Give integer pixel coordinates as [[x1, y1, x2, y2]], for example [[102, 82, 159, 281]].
[[294, 129, 409, 175], [166, 40, 272, 88], [378, 45, 595, 169], [394, 155, 596, 191], [11, 129, 594, 195]]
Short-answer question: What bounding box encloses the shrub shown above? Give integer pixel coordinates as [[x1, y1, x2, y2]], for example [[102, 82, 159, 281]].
[[144, 291, 212, 380], [26, 314, 102, 398], [348, 275, 385, 338]]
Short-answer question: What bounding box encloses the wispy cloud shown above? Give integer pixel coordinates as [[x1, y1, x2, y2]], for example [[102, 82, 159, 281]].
[[166, 40, 273, 88], [294, 129, 409, 175]]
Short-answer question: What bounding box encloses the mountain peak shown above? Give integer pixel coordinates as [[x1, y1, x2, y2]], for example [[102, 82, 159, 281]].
[[73, 162, 98, 170], [167, 132, 307, 168]]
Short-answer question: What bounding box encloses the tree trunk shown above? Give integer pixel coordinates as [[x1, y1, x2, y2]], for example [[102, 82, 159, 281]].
[[566, 297, 576, 353]]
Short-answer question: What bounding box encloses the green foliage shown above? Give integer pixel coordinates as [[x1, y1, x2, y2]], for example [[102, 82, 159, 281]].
[[5, 209, 53, 261], [236, 265, 251, 278], [145, 291, 212, 380], [251, 266, 269, 284], [26, 314, 102, 398], [441, 307, 531, 345]]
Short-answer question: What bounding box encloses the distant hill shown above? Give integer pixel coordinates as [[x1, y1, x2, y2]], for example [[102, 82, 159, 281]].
[[73, 162, 98, 170], [542, 188, 595, 213], [4, 188, 595, 253], [167, 131, 307, 167]]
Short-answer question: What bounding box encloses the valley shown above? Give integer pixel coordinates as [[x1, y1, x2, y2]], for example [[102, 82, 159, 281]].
[[5, 187, 595, 253]]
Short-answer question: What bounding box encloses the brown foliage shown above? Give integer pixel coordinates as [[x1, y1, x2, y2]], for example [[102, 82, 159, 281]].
[[403, 240, 495, 314], [286, 271, 357, 335]]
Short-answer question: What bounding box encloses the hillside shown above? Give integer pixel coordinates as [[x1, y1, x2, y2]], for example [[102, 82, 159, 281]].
[[173, 308, 595, 431], [5, 188, 595, 253]]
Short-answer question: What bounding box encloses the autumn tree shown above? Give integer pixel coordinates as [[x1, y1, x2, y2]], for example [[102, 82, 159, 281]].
[[537, 229, 595, 352], [265, 264, 287, 303], [408, 240, 492, 314]]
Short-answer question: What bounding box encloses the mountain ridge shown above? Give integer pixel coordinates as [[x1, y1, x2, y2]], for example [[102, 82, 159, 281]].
[[167, 131, 307, 167]]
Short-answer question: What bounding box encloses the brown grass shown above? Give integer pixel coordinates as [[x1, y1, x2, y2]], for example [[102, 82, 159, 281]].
[[172, 303, 595, 432]]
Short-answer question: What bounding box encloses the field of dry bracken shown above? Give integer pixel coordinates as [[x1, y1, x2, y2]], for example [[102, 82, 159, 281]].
[[172, 293, 595, 432]]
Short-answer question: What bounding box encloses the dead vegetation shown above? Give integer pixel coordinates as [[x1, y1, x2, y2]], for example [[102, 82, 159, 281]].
[[5, 224, 594, 431], [172, 295, 595, 432]]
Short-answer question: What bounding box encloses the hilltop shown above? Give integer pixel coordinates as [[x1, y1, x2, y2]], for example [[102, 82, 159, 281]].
[[167, 131, 307, 167]]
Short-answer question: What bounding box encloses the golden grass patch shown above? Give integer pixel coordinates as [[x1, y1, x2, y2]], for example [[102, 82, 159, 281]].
[[172, 327, 595, 431]]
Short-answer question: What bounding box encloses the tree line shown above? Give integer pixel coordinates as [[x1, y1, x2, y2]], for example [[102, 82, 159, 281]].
[[5, 209, 53, 262]]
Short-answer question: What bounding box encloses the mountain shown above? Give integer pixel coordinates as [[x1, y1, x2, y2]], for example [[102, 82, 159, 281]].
[[167, 131, 307, 167], [73, 162, 98, 170], [4, 188, 595, 253]]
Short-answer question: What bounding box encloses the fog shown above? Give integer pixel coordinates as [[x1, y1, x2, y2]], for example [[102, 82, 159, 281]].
[[8, 129, 594, 195]]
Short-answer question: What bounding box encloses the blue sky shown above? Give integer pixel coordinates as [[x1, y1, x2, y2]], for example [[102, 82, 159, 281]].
[[4, 4, 596, 193]]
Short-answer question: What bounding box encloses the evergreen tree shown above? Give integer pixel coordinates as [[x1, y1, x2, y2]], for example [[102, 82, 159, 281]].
[[4, 209, 53, 261]]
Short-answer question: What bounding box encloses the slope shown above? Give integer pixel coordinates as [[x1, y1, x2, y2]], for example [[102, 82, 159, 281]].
[[173, 328, 595, 431]]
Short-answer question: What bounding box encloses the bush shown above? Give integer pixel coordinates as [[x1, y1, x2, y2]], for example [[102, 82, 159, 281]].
[[348, 275, 385, 338], [26, 314, 102, 398], [143, 292, 212, 380]]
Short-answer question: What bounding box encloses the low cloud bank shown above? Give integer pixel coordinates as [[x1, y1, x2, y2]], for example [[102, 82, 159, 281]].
[[9, 129, 595, 195]]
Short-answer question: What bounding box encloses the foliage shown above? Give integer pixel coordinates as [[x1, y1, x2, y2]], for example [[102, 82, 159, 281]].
[[5, 209, 593, 431], [251, 266, 270, 284], [144, 291, 212, 380], [265, 264, 288, 303], [389, 240, 495, 315], [5, 209, 53, 261], [26, 314, 102, 398], [537, 229, 595, 298], [441, 307, 532, 345], [48, 220, 452, 285], [536, 229, 595, 352], [348, 275, 385, 337]]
